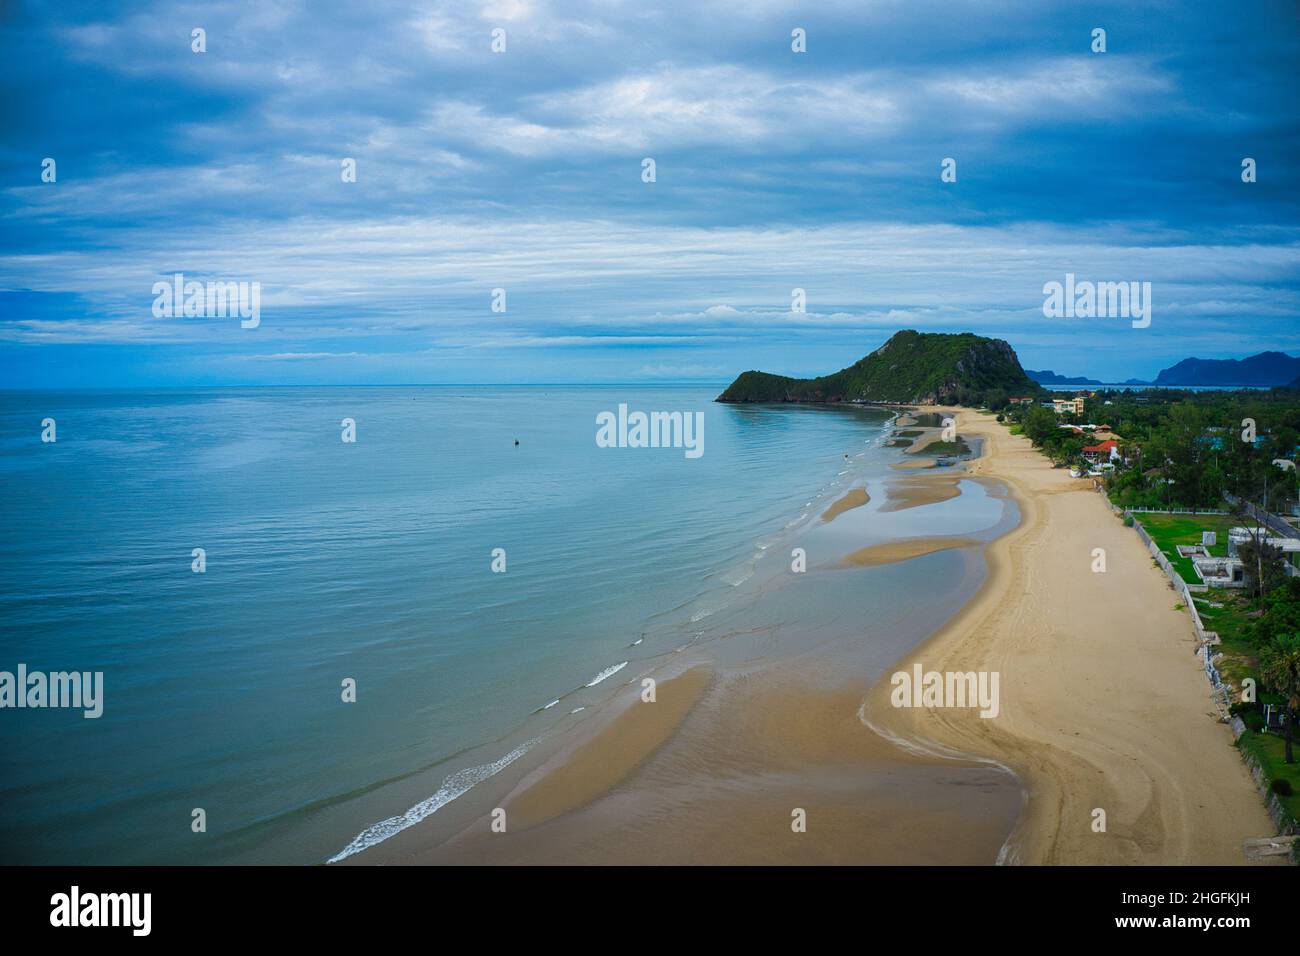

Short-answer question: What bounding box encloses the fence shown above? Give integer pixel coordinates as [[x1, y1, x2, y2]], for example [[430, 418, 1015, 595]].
[[1223, 492, 1300, 540], [1198, 643, 1232, 713], [1114, 496, 1287, 829], [1125, 513, 1230, 711], [1128, 516, 1209, 594], [1221, 492, 1300, 578]]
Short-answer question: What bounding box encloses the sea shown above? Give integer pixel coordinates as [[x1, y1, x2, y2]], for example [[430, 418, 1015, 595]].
[[0, 386, 1016, 864]]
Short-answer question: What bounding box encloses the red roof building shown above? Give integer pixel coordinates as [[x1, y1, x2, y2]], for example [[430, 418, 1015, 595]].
[[1082, 439, 1118, 459]]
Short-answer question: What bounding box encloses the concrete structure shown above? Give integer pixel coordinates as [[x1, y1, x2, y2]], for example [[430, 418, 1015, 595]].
[[1052, 396, 1085, 415], [1192, 555, 1246, 588], [1227, 528, 1300, 557]]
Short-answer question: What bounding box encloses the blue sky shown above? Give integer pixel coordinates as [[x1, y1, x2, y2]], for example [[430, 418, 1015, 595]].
[[2, 0, 1298, 387]]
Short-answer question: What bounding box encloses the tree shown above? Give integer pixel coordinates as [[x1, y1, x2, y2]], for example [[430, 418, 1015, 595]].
[[1261, 633, 1300, 764], [1228, 496, 1280, 601], [1237, 535, 1286, 600], [1021, 405, 1057, 446], [1251, 578, 1300, 645]]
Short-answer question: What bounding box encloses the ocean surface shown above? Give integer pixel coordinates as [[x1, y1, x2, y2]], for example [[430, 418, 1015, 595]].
[[1046, 383, 1275, 391], [0, 387, 1014, 864]]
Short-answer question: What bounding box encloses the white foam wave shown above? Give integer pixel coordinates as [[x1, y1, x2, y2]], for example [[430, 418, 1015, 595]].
[[585, 661, 628, 686], [326, 740, 535, 863]]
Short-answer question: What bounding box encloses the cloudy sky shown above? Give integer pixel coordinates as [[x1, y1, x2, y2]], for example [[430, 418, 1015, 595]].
[[2, 0, 1298, 387]]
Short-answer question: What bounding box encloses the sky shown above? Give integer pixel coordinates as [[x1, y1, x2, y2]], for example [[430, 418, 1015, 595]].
[[2, 0, 1299, 388]]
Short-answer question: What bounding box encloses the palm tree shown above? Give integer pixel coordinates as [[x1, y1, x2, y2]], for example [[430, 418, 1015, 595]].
[[1261, 633, 1300, 764]]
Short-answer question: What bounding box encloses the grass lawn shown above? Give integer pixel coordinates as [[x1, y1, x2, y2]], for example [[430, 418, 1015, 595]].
[[1237, 729, 1300, 828], [1192, 588, 1258, 686], [1133, 512, 1240, 585]]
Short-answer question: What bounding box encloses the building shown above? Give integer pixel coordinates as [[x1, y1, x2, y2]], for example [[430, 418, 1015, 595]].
[[1008, 396, 1035, 406], [1081, 439, 1119, 463], [1052, 397, 1085, 415], [1227, 528, 1300, 558], [1192, 554, 1246, 587]]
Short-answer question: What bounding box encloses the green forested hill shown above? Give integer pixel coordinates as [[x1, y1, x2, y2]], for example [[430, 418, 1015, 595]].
[[716, 330, 1038, 405]]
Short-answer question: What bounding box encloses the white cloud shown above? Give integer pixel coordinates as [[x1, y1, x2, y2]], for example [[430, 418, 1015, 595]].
[[927, 57, 1172, 117], [636, 363, 729, 378], [238, 351, 366, 361], [4, 216, 1295, 346]]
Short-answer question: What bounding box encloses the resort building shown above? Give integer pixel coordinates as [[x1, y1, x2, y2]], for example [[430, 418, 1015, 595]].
[[1052, 397, 1085, 415], [1081, 439, 1119, 463]]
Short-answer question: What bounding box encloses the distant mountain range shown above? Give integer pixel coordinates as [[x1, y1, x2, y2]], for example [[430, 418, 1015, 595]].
[[1026, 369, 1106, 386], [1028, 351, 1300, 388], [1151, 351, 1300, 387], [716, 330, 1036, 405]]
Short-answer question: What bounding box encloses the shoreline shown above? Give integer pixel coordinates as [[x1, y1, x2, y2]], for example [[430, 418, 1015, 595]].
[[351, 408, 1022, 865], [862, 408, 1280, 864], [351, 405, 1279, 866]]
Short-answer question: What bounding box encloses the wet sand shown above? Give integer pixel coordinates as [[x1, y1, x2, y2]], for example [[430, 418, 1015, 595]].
[[506, 666, 713, 829], [402, 670, 1017, 865], [843, 536, 981, 567], [890, 458, 936, 471], [821, 486, 870, 522], [880, 474, 962, 512]]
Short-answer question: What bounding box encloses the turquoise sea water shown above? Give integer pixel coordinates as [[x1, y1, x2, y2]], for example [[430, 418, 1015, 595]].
[[0, 387, 1013, 864]]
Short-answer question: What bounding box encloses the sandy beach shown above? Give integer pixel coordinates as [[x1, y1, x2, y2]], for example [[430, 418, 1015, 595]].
[[394, 664, 1018, 865], [359, 406, 1277, 867], [864, 409, 1278, 864]]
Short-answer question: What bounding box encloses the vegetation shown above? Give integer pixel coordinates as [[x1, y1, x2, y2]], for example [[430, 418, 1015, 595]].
[[1261, 633, 1300, 765], [1194, 591, 1257, 683], [1237, 731, 1300, 826], [1133, 513, 1237, 585], [920, 439, 971, 457], [1003, 384, 1300, 805], [716, 330, 1038, 405], [1004, 387, 1300, 511]]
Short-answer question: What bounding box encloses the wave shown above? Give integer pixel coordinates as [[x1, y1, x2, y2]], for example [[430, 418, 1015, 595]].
[[326, 740, 535, 863], [585, 661, 628, 686]]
